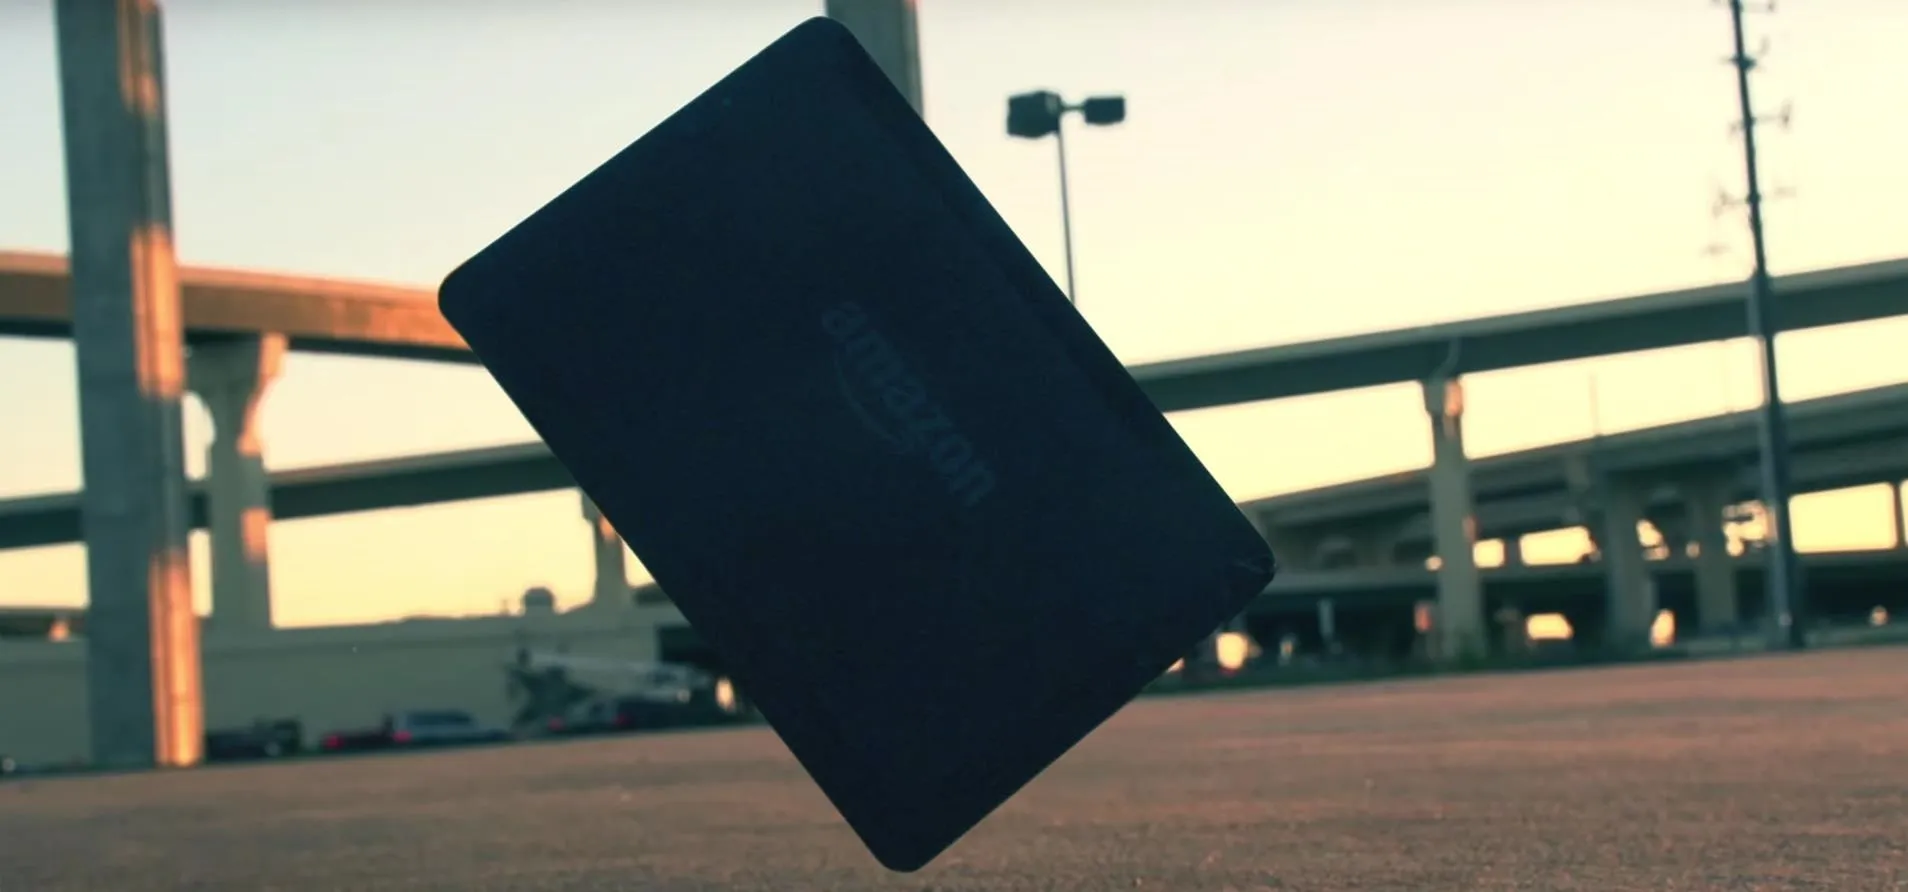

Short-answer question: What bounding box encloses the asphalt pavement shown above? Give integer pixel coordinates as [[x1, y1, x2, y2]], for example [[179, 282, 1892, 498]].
[[2, 647, 1905, 891]]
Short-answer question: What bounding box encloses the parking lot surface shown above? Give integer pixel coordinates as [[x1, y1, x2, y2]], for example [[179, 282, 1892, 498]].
[[2, 647, 1905, 891]]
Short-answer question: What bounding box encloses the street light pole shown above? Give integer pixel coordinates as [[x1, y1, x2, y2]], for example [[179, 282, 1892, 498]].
[[1723, 0, 1805, 649], [1007, 90, 1125, 307], [1052, 120, 1077, 303]]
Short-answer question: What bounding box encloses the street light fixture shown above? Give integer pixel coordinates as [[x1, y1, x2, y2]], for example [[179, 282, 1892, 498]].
[[1006, 89, 1126, 304]]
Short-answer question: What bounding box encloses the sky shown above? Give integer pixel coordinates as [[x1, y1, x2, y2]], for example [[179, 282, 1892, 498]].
[[2, 0, 1906, 627]]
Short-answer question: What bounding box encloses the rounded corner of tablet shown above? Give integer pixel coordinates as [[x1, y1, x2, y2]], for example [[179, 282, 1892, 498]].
[[435, 263, 473, 319]]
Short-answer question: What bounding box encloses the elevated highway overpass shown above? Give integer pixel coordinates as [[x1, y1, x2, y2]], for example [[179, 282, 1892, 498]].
[[1245, 547, 1908, 660], [9, 248, 1908, 658], [7, 248, 1908, 410], [0, 250, 466, 364], [3, 382, 1904, 553], [1244, 382, 1908, 565], [6, 378, 1907, 658], [9, 545, 1906, 661], [0, 441, 573, 551]]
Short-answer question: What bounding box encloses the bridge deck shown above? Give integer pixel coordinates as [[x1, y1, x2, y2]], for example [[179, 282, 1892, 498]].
[[6, 250, 1907, 409], [0, 250, 465, 362]]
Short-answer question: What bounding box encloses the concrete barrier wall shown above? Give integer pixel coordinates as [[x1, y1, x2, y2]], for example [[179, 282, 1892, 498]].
[[0, 606, 680, 767], [0, 644, 87, 767]]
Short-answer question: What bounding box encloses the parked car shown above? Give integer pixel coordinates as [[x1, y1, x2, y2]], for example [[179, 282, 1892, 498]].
[[319, 709, 507, 754], [388, 709, 508, 746], [204, 718, 304, 762]]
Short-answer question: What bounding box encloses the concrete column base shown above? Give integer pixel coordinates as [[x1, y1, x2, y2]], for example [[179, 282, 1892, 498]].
[[1685, 475, 1741, 634], [190, 334, 286, 637], [1600, 479, 1657, 654], [1422, 374, 1485, 663]]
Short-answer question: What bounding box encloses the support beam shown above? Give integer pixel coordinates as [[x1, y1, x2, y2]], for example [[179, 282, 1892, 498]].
[[189, 334, 285, 635], [55, 0, 203, 768], [581, 493, 629, 609], [824, 0, 923, 115], [1599, 478, 1657, 654], [1685, 474, 1741, 633], [1422, 375, 1484, 661]]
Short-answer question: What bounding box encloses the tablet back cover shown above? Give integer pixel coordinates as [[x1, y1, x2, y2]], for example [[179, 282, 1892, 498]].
[[437, 17, 1276, 872]]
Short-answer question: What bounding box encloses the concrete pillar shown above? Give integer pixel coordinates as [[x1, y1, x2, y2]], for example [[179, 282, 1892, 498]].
[[54, 0, 203, 769], [1316, 597, 1338, 653], [1493, 604, 1528, 656], [824, 0, 923, 115], [189, 334, 285, 635], [1685, 475, 1740, 633], [1600, 479, 1657, 654], [1422, 375, 1485, 661], [1501, 536, 1525, 568], [1561, 452, 1596, 528], [581, 493, 629, 608]]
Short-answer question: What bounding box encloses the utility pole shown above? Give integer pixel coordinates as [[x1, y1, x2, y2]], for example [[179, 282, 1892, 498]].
[[1720, 0, 1805, 649]]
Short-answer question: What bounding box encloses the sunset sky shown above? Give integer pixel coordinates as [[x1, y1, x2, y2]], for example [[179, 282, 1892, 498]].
[[1, 0, 1905, 626]]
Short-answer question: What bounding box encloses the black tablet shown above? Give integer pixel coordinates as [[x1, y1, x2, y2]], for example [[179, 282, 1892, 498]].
[[438, 16, 1276, 872]]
